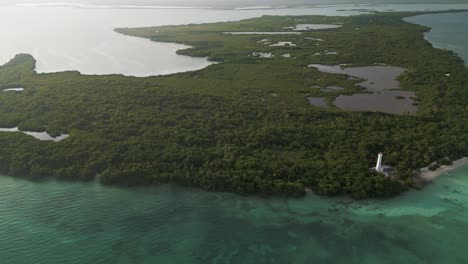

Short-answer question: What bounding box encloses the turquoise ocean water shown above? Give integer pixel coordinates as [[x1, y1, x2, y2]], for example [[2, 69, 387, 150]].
[[0, 165, 467, 263]]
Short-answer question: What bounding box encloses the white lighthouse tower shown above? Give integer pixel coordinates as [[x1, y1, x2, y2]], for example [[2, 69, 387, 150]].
[[370, 152, 392, 176], [375, 152, 383, 173]]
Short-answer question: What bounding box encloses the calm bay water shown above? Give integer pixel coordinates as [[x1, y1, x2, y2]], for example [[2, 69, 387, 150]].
[[1, 4, 468, 76], [405, 12, 468, 65], [0, 5, 362, 77], [0, 165, 467, 263]]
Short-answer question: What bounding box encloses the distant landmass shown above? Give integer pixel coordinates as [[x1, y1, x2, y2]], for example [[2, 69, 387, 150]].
[[3, 0, 468, 8]]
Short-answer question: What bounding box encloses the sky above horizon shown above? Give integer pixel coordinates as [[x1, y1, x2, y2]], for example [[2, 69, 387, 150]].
[[2, 0, 468, 8]]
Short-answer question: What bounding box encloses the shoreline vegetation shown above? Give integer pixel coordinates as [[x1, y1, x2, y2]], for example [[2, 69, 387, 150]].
[[418, 157, 468, 183], [0, 11, 466, 199]]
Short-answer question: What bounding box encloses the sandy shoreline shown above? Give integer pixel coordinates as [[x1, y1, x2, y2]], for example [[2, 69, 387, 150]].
[[418, 157, 468, 182]]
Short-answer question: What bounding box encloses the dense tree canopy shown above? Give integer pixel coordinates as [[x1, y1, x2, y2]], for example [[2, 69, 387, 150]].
[[0, 12, 466, 199]]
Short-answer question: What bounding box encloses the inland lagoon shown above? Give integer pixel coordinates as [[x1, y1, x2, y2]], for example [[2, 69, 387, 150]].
[[308, 64, 416, 114], [225, 32, 302, 35], [307, 97, 328, 108], [334, 91, 418, 115], [2, 88, 24, 92], [308, 64, 406, 92], [289, 24, 342, 30], [269, 41, 297, 47], [0, 127, 69, 142], [252, 52, 274, 58]]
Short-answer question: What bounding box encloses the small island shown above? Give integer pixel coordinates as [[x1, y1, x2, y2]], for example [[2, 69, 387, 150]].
[[0, 11, 466, 199]]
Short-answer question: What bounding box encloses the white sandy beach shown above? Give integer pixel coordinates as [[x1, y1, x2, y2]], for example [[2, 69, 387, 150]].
[[419, 157, 468, 182]]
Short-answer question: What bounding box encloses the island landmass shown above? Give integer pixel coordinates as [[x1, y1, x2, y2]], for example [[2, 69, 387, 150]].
[[0, 11, 466, 199]]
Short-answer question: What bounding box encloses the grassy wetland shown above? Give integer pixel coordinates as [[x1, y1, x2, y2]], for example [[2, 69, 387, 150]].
[[0, 11, 466, 199]]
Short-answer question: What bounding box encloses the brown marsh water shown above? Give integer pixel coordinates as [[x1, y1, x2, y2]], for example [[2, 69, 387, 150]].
[[334, 91, 417, 115], [307, 97, 328, 108], [308, 64, 406, 92], [308, 64, 417, 114]]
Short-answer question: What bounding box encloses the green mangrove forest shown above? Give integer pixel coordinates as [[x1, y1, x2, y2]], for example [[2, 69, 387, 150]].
[[0, 12, 466, 199]]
